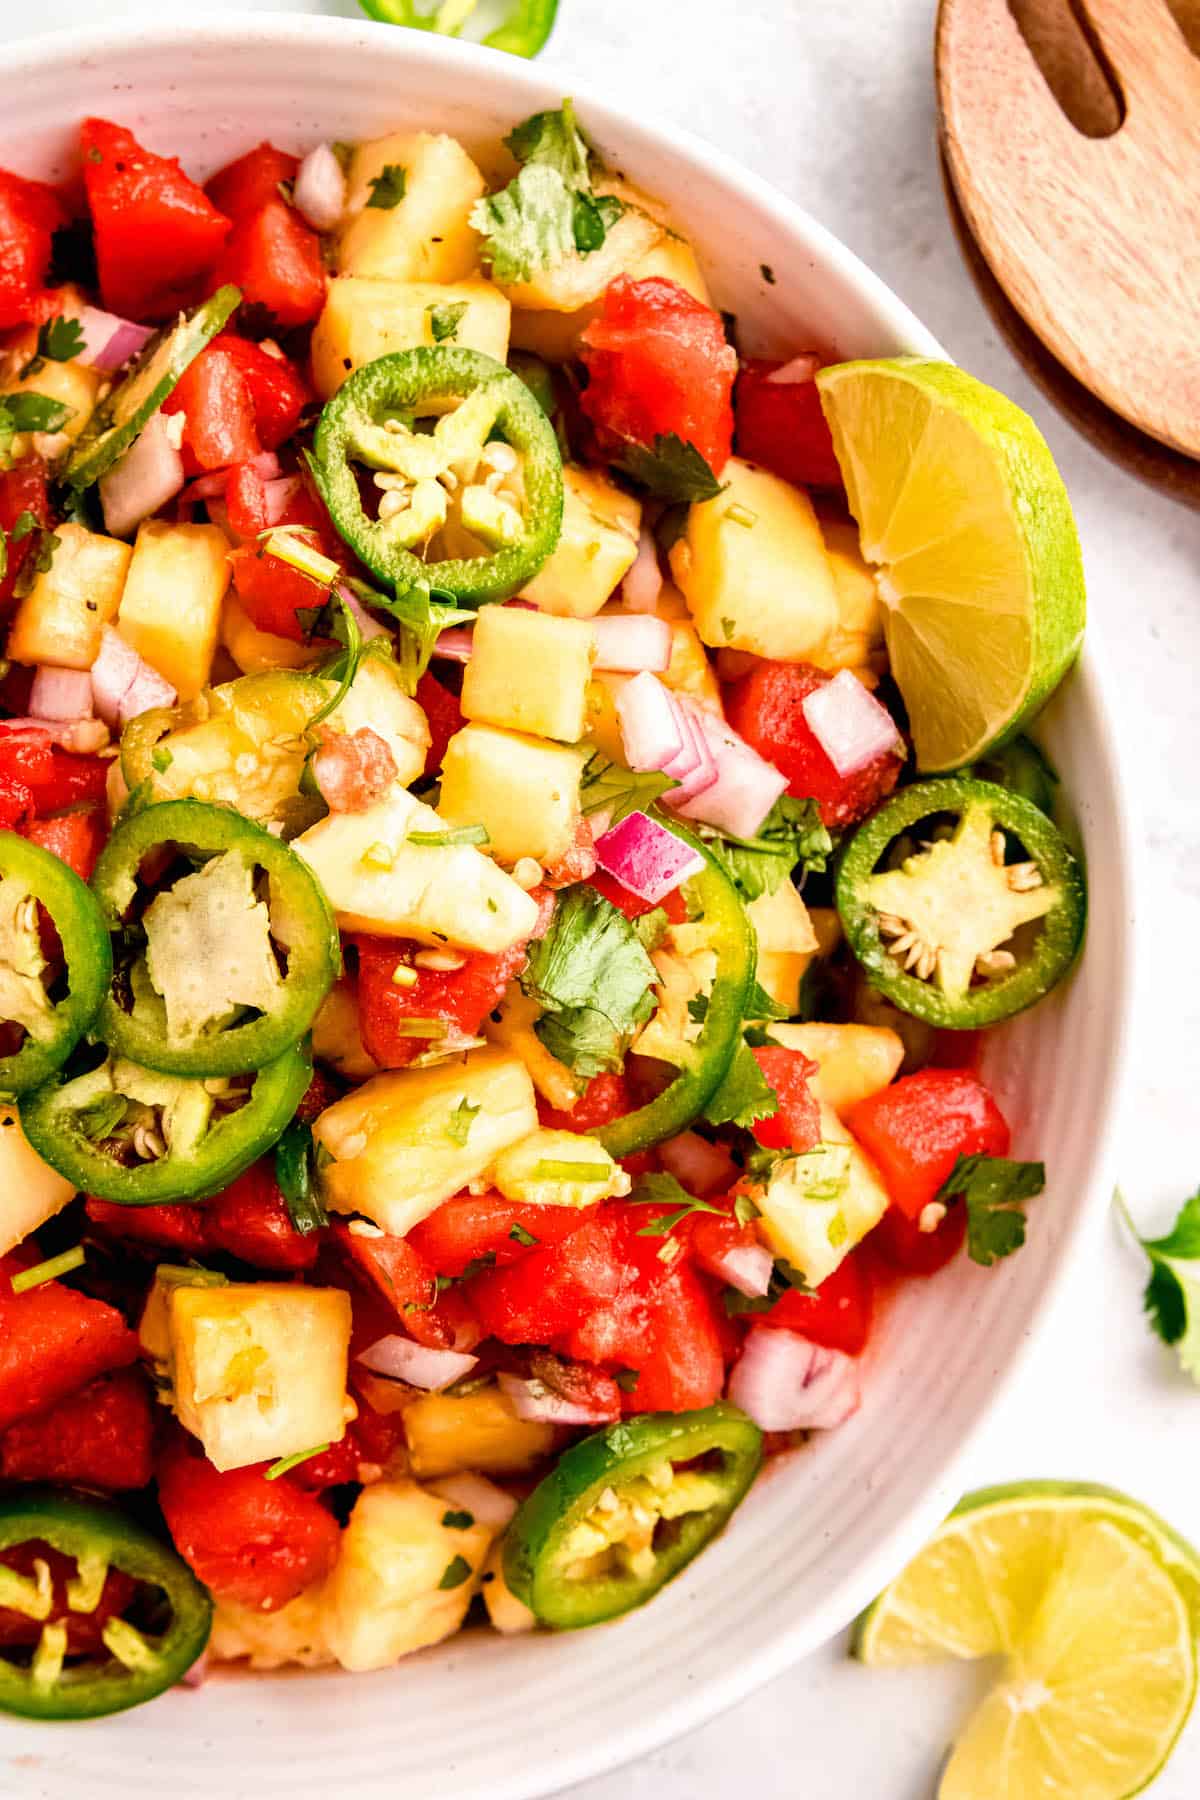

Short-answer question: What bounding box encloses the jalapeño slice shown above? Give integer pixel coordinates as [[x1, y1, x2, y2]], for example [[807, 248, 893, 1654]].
[[0, 830, 112, 1096]]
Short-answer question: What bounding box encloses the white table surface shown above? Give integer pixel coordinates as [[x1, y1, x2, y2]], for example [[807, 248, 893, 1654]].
[[5, 0, 1200, 1791]]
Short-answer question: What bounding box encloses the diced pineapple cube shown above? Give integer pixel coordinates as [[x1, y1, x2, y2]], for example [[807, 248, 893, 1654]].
[[403, 1385, 554, 1479], [338, 133, 485, 282], [491, 181, 662, 313], [139, 1266, 229, 1381], [311, 276, 512, 400], [651, 585, 725, 711], [292, 785, 538, 952], [167, 1282, 352, 1473], [461, 605, 595, 742], [5, 523, 131, 671], [480, 1540, 536, 1634], [810, 512, 885, 673], [583, 675, 628, 762], [757, 1102, 890, 1287], [508, 224, 710, 362], [210, 1586, 333, 1670], [311, 977, 379, 1082], [438, 723, 583, 866], [326, 655, 430, 790], [1, 326, 104, 448], [322, 1478, 494, 1672], [221, 593, 316, 675], [117, 521, 230, 700], [766, 1022, 904, 1117], [520, 465, 641, 618], [670, 458, 839, 660], [746, 880, 819, 1014], [312, 1045, 539, 1235], [0, 1105, 75, 1257], [484, 981, 582, 1113], [490, 1126, 629, 1207]]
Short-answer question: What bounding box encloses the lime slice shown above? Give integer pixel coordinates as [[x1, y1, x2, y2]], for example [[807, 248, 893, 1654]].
[[815, 358, 1085, 771], [855, 1481, 1200, 1800]]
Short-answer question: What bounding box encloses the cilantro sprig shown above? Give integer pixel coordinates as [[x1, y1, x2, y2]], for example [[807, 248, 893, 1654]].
[[20, 314, 86, 380], [366, 164, 408, 209], [609, 433, 724, 504], [0, 393, 74, 470], [520, 885, 657, 1077], [935, 1153, 1046, 1266], [699, 796, 833, 903], [579, 751, 678, 828], [470, 99, 622, 285], [1118, 1188, 1200, 1382], [628, 1171, 725, 1236]]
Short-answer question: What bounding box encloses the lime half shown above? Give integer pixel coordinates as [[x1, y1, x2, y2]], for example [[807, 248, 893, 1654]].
[[816, 358, 1085, 771], [855, 1481, 1200, 1800]]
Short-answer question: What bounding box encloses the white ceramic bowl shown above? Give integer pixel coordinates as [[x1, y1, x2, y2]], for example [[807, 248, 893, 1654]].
[[0, 16, 1132, 1799]]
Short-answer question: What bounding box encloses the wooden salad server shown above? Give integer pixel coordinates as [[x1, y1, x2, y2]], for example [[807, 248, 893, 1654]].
[[937, 0, 1200, 460]]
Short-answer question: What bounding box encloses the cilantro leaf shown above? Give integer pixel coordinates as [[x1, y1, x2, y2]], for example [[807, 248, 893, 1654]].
[[579, 751, 678, 828], [609, 434, 724, 504], [1119, 1189, 1200, 1382], [426, 300, 469, 344], [20, 313, 85, 379], [746, 977, 790, 1021], [521, 886, 657, 1078], [703, 1039, 779, 1130], [371, 576, 473, 695], [0, 393, 74, 468], [936, 1154, 1046, 1267], [366, 164, 408, 209], [508, 1222, 539, 1248], [629, 1171, 725, 1236], [12, 526, 60, 601], [438, 1554, 472, 1591], [444, 1097, 481, 1147], [441, 1509, 475, 1531], [472, 99, 621, 284], [700, 796, 833, 902], [632, 907, 669, 952]]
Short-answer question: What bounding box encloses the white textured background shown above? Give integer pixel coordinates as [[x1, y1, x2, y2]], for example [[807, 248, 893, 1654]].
[[3, 0, 1200, 1792]]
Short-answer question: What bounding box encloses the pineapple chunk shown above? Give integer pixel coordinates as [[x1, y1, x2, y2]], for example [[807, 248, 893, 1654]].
[[438, 723, 583, 866], [403, 1385, 554, 1479], [312, 1045, 539, 1235], [520, 465, 641, 619], [757, 1102, 890, 1287], [221, 593, 316, 675], [484, 981, 581, 1112], [633, 923, 718, 1066], [670, 458, 839, 660], [211, 1586, 333, 1671], [312, 276, 511, 401], [811, 512, 885, 673], [650, 582, 725, 710], [292, 785, 538, 952], [1, 326, 103, 449], [0, 1106, 75, 1258], [509, 225, 710, 362], [322, 1478, 494, 1672], [311, 978, 379, 1081], [168, 1282, 352, 1473], [117, 521, 230, 700], [139, 1265, 228, 1380], [481, 1540, 536, 1635], [326, 655, 430, 790], [461, 605, 596, 742], [490, 1127, 629, 1207], [491, 180, 662, 313], [583, 675, 627, 763], [338, 133, 485, 281], [766, 1022, 904, 1117], [746, 879, 819, 1014], [5, 523, 131, 671]]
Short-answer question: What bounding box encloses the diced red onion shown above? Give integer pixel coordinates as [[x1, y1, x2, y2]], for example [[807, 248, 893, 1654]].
[[710, 1242, 775, 1299], [0, 716, 108, 753], [593, 809, 703, 905], [90, 626, 177, 728], [178, 1651, 210, 1690], [800, 669, 901, 777], [664, 696, 719, 801], [432, 1472, 517, 1534], [590, 613, 671, 674], [177, 452, 285, 508], [765, 353, 821, 385], [668, 699, 787, 836], [358, 1334, 478, 1391], [658, 1130, 738, 1197], [616, 671, 683, 771], [263, 476, 301, 525], [432, 626, 475, 663], [28, 666, 94, 723], [497, 1371, 620, 1427], [74, 305, 154, 373], [99, 412, 185, 539], [728, 1329, 861, 1431], [294, 143, 347, 233], [621, 526, 664, 612], [335, 580, 392, 645]]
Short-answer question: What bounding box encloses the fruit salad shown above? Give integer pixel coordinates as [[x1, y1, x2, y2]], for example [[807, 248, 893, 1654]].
[[0, 100, 1087, 1712]]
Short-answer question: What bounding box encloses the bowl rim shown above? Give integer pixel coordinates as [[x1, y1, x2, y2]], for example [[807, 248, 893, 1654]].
[[0, 15, 1136, 1793]]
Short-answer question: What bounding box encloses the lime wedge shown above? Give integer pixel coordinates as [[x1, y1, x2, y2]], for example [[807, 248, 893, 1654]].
[[816, 358, 1085, 771], [855, 1481, 1200, 1800]]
